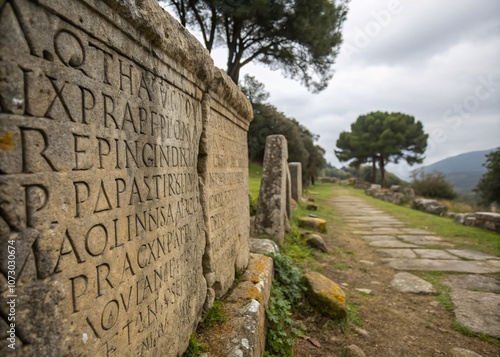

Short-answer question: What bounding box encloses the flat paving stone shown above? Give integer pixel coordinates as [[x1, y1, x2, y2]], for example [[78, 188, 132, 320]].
[[361, 235, 398, 241], [376, 249, 417, 259], [401, 228, 433, 235], [487, 260, 500, 268], [450, 289, 500, 338], [398, 235, 454, 247], [372, 227, 404, 234], [388, 259, 500, 274], [443, 274, 500, 293], [413, 249, 457, 260], [390, 272, 437, 295], [446, 249, 500, 261], [369, 241, 419, 248]]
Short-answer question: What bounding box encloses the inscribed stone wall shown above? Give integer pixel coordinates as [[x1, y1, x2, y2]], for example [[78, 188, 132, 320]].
[[200, 69, 252, 298], [0, 0, 252, 356]]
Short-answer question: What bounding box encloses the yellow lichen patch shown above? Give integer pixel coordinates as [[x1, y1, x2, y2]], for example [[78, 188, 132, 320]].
[[0, 132, 13, 150], [251, 277, 260, 284], [246, 286, 262, 301]]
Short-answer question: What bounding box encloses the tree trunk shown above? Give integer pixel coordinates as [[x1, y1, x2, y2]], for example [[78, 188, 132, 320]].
[[379, 156, 385, 188]]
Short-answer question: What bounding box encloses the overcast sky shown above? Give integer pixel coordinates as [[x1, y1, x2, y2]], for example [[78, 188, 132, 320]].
[[164, 1, 500, 179]]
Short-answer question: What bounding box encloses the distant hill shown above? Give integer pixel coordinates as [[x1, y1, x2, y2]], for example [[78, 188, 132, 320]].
[[415, 148, 497, 193]]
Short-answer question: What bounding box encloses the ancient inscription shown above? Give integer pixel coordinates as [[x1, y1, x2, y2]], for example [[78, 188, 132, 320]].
[[202, 109, 250, 296], [0, 0, 206, 356]]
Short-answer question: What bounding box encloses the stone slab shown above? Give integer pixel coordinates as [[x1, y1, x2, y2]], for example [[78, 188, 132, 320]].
[[401, 228, 433, 235], [204, 254, 273, 357], [254, 135, 290, 244], [361, 235, 398, 241], [397, 235, 454, 247], [413, 249, 458, 260], [390, 272, 437, 295], [443, 275, 500, 293], [450, 290, 500, 338], [388, 259, 500, 274], [369, 241, 419, 248], [201, 67, 252, 297], [375, 249, 417, 259], [446, 249, 500, 261]]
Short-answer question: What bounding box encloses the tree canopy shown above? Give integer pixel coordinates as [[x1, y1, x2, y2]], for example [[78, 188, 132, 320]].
[[474, 147, 500, 206], [242, 75, 326, 186], [165, 0, 348, 92], [335, 111, 428, 187]]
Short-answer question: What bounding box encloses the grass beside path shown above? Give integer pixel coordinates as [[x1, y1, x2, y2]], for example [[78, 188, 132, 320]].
[[331, 184, 500, 257]]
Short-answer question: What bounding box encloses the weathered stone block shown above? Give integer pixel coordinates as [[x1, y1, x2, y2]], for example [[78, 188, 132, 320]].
[[298, 216, 327, 233], [199, 68, 252, 298], [412, 198, 447, 216], [302, 271, 347, 319], [254, 135, 290, 245], [474, 212, 500, 233], [0, 0, 252, 355], [201, 254, 273, 357], [288, 162, 302, 202]]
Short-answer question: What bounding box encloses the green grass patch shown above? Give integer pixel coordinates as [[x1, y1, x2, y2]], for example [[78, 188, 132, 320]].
[[451, 322, 500, 345], [183, 334, 207, 357], [201, 300, 226, 328], [249, 161, 263, 200], [343, 186, 500, 256], [336, 303, 364, 333], [415, 271, 453, 312]]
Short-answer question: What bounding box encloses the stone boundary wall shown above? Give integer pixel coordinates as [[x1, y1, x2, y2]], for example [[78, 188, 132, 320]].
[[0, 0, 252, 356], [454, 212, 500, 233]]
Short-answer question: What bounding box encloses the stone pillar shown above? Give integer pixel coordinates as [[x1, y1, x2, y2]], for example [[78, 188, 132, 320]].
[[288, 162, 302, 202], [254, 135, 290, 245]]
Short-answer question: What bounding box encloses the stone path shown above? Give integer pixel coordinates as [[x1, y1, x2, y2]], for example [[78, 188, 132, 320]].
[[330, 194, 500, 339]]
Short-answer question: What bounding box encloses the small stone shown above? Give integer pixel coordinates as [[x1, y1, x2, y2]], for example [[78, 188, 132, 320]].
[[307, 336, 321, 348], [355, 288, 372, 295], [306, 203, 318, 211], [306, 234, 329, 253], [298, 217, 327, 233], [343, 344, 366, 357], [302, 272, 347, 319], [359, 260, 375, 265], [391, 272, 437, 295], [353, 327, 369, 337], [249, 238, 280, 255]]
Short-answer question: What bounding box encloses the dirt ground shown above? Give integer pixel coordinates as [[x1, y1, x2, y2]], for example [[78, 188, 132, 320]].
[[293, 197, 500, 357]]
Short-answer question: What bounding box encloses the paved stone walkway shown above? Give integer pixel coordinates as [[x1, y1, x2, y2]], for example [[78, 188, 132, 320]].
[[330, 194, 500, 339]]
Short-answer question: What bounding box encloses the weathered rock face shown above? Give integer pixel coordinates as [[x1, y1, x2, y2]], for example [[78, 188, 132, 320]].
[[254, 135, 290, 245], [412, 198, 448, 216], [0, 0, 252, 355], [288, 162, 302, 202], [302, 271, 347, 319]]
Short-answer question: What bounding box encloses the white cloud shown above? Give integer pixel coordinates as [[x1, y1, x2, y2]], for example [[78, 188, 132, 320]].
[[164, 0, 500, 180]]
